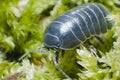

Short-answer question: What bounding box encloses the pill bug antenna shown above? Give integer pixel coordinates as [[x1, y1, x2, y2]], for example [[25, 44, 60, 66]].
[[18, 44, 48, 61], [114, 0, 120, 7], [53, 49, 72, 80]]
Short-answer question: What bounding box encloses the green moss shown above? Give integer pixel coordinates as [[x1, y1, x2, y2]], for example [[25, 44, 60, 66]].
[[0, 0, 120, 80]]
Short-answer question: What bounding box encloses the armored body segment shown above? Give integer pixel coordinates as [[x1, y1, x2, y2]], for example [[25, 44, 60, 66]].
[[44, 3, 113, 50]]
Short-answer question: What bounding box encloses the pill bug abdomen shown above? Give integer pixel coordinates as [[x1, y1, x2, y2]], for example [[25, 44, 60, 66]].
[[44, 3, 113, 50]]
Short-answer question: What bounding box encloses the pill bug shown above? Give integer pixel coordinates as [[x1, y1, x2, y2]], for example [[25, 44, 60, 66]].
[[44, 3, 113, 79]]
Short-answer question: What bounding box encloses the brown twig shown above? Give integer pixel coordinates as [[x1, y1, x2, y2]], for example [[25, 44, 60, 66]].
[[1, 71, 25, 80]]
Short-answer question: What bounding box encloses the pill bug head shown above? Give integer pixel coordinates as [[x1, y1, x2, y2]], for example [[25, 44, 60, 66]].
[[44, 23, 62, 49], [44, 34, 61, 49]]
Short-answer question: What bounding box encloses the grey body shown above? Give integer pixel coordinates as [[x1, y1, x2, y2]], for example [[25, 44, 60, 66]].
[[44, 3, 113, 50]]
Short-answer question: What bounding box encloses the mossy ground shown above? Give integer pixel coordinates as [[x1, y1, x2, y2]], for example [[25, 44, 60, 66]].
[[0, 0, 120, 80]]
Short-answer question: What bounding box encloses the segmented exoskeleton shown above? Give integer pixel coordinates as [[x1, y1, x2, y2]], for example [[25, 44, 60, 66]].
[[44, 3, 113, 79]]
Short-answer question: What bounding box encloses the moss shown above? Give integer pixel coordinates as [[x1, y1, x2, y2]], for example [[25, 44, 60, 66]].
[[0, 0, 120, 80]]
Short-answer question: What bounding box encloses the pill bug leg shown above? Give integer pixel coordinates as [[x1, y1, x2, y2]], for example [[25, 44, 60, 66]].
[[53, 50, 72, 80]]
